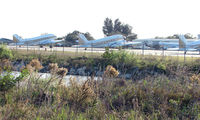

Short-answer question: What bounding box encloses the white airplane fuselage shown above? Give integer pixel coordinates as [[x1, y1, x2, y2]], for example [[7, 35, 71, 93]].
[[78, 34, 141, 48], [13, 34, 63, 45], [134, 38, 196, 50]]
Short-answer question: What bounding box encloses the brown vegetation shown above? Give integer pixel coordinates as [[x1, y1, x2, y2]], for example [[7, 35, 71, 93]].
[[1, 48, 200, 119], [25, 59, 43, 72]]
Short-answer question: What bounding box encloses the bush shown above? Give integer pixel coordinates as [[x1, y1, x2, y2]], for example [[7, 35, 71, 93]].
[[102, 50, 138, 67], [0, 69, 29, 104], [25, 59, 43, 72], [104, 65, 119, 78], [0, 45, 13, 59]]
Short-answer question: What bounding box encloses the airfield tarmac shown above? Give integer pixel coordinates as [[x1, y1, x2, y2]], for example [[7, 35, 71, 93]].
[[8, 45, 200, 57]]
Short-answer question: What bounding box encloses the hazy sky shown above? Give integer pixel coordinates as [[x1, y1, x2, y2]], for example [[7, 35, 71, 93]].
[[0, 0, 200, 39]]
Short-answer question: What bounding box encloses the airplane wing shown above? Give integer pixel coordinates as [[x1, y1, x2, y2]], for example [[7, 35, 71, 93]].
[[159, 42, 178, 48], [16, 42, 25, 45], [124, 41, 142, 46], [25, 39, 63, 45], [109, 41, 142, 48], [39, 39, 64, 45], [78, 44, 92, 48]]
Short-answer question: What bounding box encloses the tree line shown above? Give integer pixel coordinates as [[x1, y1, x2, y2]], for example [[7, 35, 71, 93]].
[[59, 18, 137, 46], [59, 18, 196, 46], [102, 18, 137, 41], [155, 33, 196, 39]]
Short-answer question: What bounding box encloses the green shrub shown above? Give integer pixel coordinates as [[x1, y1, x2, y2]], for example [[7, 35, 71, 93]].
[[102, 50, 139, 67], [0, 45, 13, 59], [157, 62, 166, 71], [0, 69, 29, 104]]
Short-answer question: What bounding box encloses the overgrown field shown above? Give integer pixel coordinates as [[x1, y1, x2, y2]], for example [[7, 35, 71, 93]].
[[11, 47, 200, 78], [1, 45, 200, 119]]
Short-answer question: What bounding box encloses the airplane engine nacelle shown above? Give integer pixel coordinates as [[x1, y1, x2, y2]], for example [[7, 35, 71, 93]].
[[152, 41, 161, 50]]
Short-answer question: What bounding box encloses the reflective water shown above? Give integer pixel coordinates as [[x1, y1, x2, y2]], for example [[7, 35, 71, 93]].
[[3, 71, 101, 85]]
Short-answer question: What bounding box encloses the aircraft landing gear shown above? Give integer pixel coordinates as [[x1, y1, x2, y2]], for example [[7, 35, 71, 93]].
[[184, 51, 187, 55]]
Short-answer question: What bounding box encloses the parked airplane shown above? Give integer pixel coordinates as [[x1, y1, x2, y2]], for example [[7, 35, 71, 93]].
[[0, 38, 13, 44], [13, 34, 63, 46], [178, 35, 200, 53], [141, 35, 200, 52], [134, 38, 196, 50], [77, 34, 141, 48], [143, 40, 178, 50]]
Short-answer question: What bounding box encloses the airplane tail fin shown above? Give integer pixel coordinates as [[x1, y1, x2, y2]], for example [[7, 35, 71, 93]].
[[78, 34, 89, 45], [13, 34, 23, 42], [198, 34, 200, 39], [178, 35, 187, 49]]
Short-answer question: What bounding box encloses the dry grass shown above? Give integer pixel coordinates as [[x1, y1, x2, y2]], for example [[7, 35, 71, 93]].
[[11, 49, 102, 58], [0, 59, 12, 71], [25, 59, 43, 72], [1, 64, 200, 119], [48, 63, 59, 73], [2, 50, 200, 119], [104, 65, 119, 78], [56, 67, 68, 77]]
